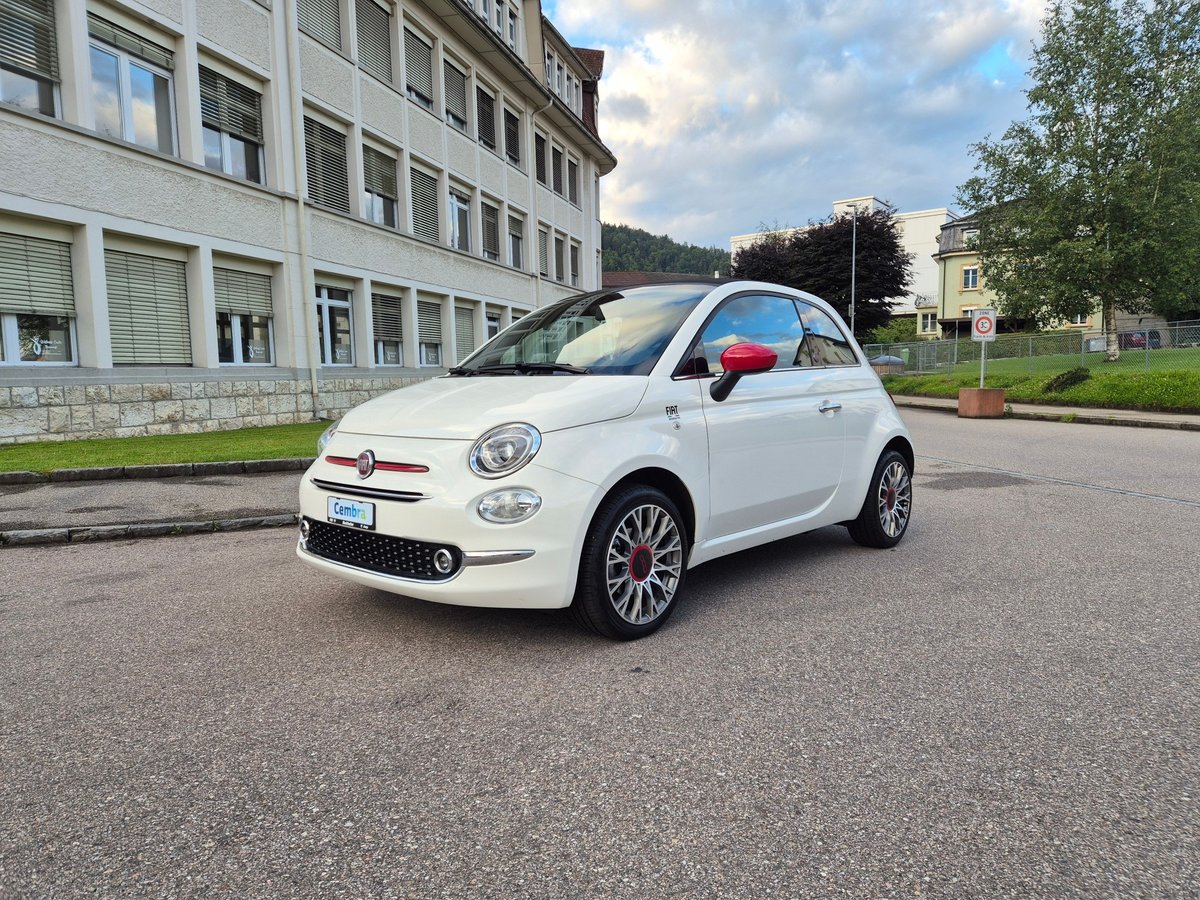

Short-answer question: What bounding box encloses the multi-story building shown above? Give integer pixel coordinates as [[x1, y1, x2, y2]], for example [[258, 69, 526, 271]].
[[0, 0, 615, 443], [729, 196, 950, 330]]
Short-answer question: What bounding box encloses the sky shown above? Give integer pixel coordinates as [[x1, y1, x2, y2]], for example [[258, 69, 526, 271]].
[[543, 0, 1051, 249]]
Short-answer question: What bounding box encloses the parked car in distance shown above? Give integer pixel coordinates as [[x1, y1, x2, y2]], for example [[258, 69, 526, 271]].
[[1118, 330, 1162, 350], [297, 281, 915, 640]]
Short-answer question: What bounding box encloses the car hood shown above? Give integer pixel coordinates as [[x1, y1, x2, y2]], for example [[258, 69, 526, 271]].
[[337, 375, 650, 440]]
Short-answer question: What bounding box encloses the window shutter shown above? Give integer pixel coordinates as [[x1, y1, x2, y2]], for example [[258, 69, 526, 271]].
[[0, 0, 58, 80], [213, 267, 272, 317], [570, 244, 579, 283], [554, 236, 564, 281], [199, 66, 263, 143], [476, 87, 495, 149], [403, 28, 432, 105], [363, 145, 397, 198], [104, 249, 190, 365], [551, 147, 563, 193], [297, 0, 341, 50], [503, 109, 520, 164], [568, 160, 579, 204], [356, 0, 391, 82], [87, 14, 172, 69], [371, 292, 403, 342], [303, 116, 350, 213], [0, 232, 74, 316], [454, 307, 475, 363], [538, 229, 548, 276], [481, 203, 499, 259], [410, 167, 439, 241], [417, 300, 441, 343], [534, 134, 546, 183], [443, 61, 467, 125]]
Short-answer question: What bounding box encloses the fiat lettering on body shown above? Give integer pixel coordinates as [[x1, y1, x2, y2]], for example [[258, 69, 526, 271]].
[[297, 280, 915, 640]]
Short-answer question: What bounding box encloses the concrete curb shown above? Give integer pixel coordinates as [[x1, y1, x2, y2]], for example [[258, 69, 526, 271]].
[[0, 457, 315, 486], [892, 398, 1200, 432], [0, 513, 300, 548]]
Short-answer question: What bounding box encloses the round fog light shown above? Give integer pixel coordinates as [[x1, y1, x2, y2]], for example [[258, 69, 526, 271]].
[[433, 549, 455, 575], [478, 489, 542, 524], [299, 519, 311, 542]]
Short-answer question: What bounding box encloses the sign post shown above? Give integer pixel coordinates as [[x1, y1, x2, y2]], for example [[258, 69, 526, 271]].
[[971, 308, 997, 388]]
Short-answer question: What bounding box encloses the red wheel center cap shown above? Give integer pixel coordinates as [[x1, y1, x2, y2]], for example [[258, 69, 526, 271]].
[[629, 545, 654, 583], [885, 487, 897, 511]]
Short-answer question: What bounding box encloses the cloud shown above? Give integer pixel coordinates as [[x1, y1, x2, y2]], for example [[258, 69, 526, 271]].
[[548, 0, 1050, 247]]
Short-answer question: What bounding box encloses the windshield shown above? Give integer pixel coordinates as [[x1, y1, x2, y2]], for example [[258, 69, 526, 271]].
[[452, 284, 711, 376]]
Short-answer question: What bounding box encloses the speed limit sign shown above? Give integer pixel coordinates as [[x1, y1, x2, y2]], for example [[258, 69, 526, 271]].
[[972, 308, 997, 342]]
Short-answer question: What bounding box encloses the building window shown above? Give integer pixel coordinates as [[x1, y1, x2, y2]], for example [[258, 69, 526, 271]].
[[417, 299, 441, 366], [214, 268, 273, 365], [538, 228, 548, 277], [88, 15, 175, 155], [356, 0, 391, 83], [554, 235, 565, 282], [962, 265, 979, 291], [963, 228, 979, 246], [567, 158, 579, 205], [303, 116, 350, 213], [0, 232, 75, 365], [362, 144, 397, 227], [544, 49, 553, 88], [551, 146, 563, 194], [0, 0, 58, 117], [1068, 313, 1087, 326], [443, 60, 467, 132], [555, 60, 564, 96], [403, 27, 433, 110], [454, 306, 475, 363], [507, 6, 518, 49], [449, 188, 471, 251], [503, 108, 520, 165], [569, 242, 579, 287], [534, 132, 546, 184], [372, 292, 403, 365], [486, 311, 500, 339], [481, 201, 500, 261], [508, 215, 523, 269], [105, 249, 190, 365], [410, 166, 439, 241], [476, 85, 496, 150], [493, 1, 503, 34], [920, 312, 937, 333], [199, 66, 263, 184], [315, 284, 353, 365], [298, 0, 341, 49]]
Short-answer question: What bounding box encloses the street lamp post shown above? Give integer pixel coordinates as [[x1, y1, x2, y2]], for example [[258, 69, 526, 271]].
[[849, 203, 858, 337]]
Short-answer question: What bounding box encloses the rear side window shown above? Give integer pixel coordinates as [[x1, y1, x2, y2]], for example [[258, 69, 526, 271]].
[[796, 301, 858, 366], [698, 294, 806, 374]]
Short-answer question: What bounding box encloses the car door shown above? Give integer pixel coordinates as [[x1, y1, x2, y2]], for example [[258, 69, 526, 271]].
[[695, 292, 846, 538]]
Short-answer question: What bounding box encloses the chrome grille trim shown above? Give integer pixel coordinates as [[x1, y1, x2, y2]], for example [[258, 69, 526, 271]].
[[310, 478, 430, 502]]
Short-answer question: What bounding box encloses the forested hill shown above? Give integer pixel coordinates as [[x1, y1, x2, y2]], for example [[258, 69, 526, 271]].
[[602, 223, 730, 275]]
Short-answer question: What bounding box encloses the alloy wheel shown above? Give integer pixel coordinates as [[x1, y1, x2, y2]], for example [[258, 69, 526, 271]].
[[605, 503, 683, 625], [877, 460, 912, 539]]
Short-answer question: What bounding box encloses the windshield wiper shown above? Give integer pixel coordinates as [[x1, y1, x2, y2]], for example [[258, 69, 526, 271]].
[[449, 362, 590, 376]]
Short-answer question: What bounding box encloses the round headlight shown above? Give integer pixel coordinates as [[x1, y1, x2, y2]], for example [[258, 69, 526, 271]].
[[469, 423, 541, 479], [477, 489, 542, 523], [317, 420, 339, 455]]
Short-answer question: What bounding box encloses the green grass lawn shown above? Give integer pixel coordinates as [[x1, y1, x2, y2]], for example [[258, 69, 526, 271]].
[[0, 421, 329, 473], [941, 345, 1200, 377], [883, 368, 1200, 414]]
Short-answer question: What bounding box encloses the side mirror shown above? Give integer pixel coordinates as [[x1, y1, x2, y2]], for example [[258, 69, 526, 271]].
[[710, 343, 778, 402]]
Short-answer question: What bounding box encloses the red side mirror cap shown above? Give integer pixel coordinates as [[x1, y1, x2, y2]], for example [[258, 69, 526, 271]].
[[719, 342, 778, 374]]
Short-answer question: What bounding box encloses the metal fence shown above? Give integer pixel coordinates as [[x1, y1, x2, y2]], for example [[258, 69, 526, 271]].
[[863, 319, 1200, 377]]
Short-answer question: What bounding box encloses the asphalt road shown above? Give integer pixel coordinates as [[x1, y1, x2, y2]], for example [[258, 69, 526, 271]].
[[2, 411, 1198, 897]]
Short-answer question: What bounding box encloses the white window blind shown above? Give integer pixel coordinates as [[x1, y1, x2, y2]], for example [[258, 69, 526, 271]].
[[104, 249, 190, 365], [363, 145, 397, 198], [443, 61, 467, 128], [417, 300, 441, 343], [371, 292, 403, 342], [199, 66, 262, 143], [481, 203, 500, 261], [356, 0, 391, 82], [297, 0, 341, 49], [0, 0, 59, 81], [454, 307, 474, 363], [0, 232, 74, 316], [213, 267, 272, 317], [410, 167, 439, 241], [304, 116, 350, 213], [403, 28, 432, 107], [476, 86, 495, 149], [538, 228, 548, 276]]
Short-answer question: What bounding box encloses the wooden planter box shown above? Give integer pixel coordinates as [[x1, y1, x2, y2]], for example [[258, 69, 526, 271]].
[[958, 388, 1005, 418]]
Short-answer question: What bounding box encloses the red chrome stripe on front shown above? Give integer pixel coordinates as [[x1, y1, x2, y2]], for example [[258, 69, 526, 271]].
[[324, 455, 429, 473]]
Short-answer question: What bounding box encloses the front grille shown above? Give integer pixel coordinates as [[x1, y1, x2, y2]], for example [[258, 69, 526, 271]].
[[302, 518, 461, 581]]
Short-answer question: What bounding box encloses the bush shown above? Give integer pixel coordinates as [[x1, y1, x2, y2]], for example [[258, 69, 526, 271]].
[[1045, 367, 1091, 392]]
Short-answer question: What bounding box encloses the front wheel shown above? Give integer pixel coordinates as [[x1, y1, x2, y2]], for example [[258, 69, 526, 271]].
[[572, 485, 688, 640], [847, 450, 913, 548]]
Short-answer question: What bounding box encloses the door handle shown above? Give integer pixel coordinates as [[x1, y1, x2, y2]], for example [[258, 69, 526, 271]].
[[818, 401, 842, 413]]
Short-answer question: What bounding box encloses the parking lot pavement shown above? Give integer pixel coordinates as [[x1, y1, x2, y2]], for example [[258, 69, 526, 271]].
[[1, 415, 1198, 897]]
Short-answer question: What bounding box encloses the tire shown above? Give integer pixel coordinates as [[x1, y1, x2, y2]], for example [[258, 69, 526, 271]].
[[846, 450, 913, 549], [571, 485, 689, 640]]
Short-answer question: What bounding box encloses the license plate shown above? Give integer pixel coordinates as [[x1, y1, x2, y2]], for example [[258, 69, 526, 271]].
[[327, 496, 375, 530]]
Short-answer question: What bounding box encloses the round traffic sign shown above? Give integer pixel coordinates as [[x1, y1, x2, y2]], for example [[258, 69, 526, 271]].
[[976, 316, 993, 334]]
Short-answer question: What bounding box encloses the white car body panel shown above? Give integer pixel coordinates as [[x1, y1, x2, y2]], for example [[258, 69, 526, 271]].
[[297, 280, 913, 610]]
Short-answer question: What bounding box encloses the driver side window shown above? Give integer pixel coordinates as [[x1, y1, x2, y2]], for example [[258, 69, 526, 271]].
[[697, 294, 807, 374]]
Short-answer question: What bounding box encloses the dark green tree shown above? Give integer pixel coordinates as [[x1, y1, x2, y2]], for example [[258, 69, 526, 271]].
[[730, 209, 914, 338], [601, 223, 730, 276], [959, 0, 1200, 359]]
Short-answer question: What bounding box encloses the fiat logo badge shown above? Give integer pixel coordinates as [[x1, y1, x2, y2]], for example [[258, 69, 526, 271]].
[[356, 450, 376, 479]]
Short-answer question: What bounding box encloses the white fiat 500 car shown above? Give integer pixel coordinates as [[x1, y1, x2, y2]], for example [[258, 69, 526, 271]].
[[297, 280, 913, 639]]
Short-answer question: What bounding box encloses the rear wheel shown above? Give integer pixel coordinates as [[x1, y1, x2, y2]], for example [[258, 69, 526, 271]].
[[847, 450, 912, 548], [572, 485, 688, 640]]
